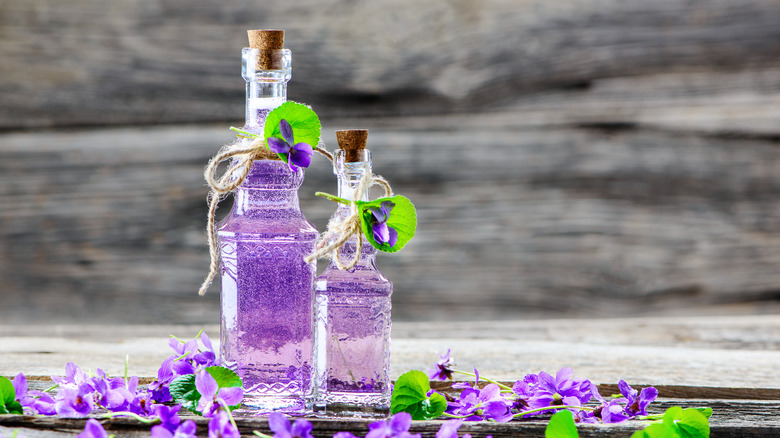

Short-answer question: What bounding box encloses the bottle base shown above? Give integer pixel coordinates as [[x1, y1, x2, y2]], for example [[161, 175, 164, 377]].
[[233, 395, 311, 417], [313, 392, 390, 418]]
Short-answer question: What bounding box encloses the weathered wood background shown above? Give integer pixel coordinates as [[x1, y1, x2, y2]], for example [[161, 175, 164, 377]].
[[1, 0, 780, 323]]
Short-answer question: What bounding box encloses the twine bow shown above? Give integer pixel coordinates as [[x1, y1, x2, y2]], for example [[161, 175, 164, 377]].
[[304, 171, 393, 270]]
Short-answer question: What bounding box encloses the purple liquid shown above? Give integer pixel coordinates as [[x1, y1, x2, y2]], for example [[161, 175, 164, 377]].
[[314, 241, 392, 417], [218, 160, 318, 414]]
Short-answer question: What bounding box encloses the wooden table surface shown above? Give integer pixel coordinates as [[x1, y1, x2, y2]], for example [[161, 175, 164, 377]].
[[1, 314, 779, 437]]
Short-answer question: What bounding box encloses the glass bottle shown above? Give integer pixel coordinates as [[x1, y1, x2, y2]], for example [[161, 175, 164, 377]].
[[218, 30, 318, 414], [313, 131, 393, 417]]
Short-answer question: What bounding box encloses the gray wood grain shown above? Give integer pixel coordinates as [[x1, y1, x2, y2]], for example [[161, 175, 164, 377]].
[[0, 0, 779, 128], [2, 116, 780, 323]]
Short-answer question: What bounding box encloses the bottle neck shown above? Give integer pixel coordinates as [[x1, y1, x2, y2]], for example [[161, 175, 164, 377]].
[[232, 161, 305, 215], [330, 150, 378, 268], [241, 48, 291, 133]]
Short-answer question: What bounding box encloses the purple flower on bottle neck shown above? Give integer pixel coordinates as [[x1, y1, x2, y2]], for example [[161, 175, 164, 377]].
[[267, 413, 315, 438], [619, 380, 658, 417], [446, 384, 513, 423], [365, 412, 421, 438], [77, 419, 109, 438], [55, 383, 95, 418], [208, 411, 240, 438], [428, 349, 456, 381], [267, 119, 314, 172], [367, 201, 398, 247], [195, 370, 243, 418]]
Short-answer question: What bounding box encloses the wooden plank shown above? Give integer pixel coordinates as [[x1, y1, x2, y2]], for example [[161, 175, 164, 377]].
[[2, 399, 780, 437], [2, 116, 780, 323], [2, 317, 780, 391], [0, 0, 779, 128]]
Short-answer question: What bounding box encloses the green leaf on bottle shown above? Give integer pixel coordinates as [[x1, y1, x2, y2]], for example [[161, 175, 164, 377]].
[[390, 370, 447, 420], [545, 410, 579, 438], [356, 195, 417, 253], [263, 101, 321, 162], [169, 366, 243, 415], [0, 376, 24, 415]]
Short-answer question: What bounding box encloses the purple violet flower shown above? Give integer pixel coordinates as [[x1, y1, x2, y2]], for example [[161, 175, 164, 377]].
[[149, 357, 176, 403], [446, 384, 513, 423], [268, 412, 314, 438], [365, 412, 421, 438], [436, 419, 468, 438], [77, 419, 109, 438], [153, 404, 183, 434], [208, 411, 240, 438], [55, 383, 95, 418], [590, 383, 629, 423], [12, 373, 36, 414], [266, 119, 313, 172], [195, 370, 243, 418], [367, 200, 398, 247], [192, 332, 218, 367], [152, 420, 198, 438], [52, 362, 92, 389], [619, 380, 658, 417], [524, 368, 592, 415], [28, 390, 57, 416], [428, 349, 456, 381]]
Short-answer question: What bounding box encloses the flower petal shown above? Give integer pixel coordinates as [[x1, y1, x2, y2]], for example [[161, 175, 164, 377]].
[[194, 371, 218, 400], [279, 119, 294, 144], [268, 412, 292, 434], [388, 411, 412, 433], [12, 373, 27, 399], [387, 225, 398, 248], [289, 143, 313, 168], [372, 222, 391, 244], [267, 136, 291, 154], [217, 386, 244, 406]]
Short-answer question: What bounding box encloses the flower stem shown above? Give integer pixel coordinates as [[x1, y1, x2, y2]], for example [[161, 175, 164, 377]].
[[253, 432, 273, 438], [230, 127, 260, 138], [101, 412, 159, 424], [217, 399, 240, 432], [315, 192, 351, 205], [451, 369, 513, 391], [513, 405, 596, 418], [42, 384, 58, 393], [442, 413, 470, 419]]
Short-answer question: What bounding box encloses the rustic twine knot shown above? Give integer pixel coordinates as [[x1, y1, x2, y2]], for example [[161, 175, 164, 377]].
[[304, 170, 393, 270], [198, 136, 331, 296]]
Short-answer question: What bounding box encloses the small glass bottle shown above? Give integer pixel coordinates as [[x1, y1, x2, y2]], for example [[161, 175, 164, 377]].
[[314, 130, 393, 418], [218, 30, 318, 414]]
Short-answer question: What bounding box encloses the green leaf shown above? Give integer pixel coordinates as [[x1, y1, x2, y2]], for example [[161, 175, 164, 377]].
[[660, 406, 710, 438], [357, 195, 417, 253], [632, 423, 681, 438], [390, 370, 445, 420], [170, 367, 244, 415], [169, 374, 201, 415], [545, 410, 579, 438], [263, 101, 322, 162], [0, 376, 24, 414], [677, 409, 710, 438], [692, 407, 713, 419]]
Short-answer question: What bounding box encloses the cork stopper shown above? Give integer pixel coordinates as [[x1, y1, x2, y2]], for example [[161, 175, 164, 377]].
[[336, 130, 369, 162], [247, 29, 285, 69]]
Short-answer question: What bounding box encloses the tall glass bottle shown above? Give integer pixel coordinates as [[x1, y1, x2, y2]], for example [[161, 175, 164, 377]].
[[218, 30, 318, 414], [314, 130, 392, 418]]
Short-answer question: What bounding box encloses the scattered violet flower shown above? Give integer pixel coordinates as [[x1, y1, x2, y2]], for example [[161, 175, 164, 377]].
[[55, 383, 95, 418], [266, 118, 313, 171], [76, 419, 108, 438], [590, 382, 629, 424], [367, 200, 398, 247], [436, 419, 470, 438], [91, 369, 131, 411], [153, 404, 183, 434], [428, 349, 456, 381], [51, 362, 91, 389], [28, 390, 57, 416], [152, 420, 198, 438], [12, 373, 36, 414], [446, 384, 513, 423], [149, 357, 176, 403], [452, 368, 479, 390], [208, 411, 240, 438], [524, 368, 593, 414], [619, 380, 658, 417], [192, 333, 218, 367], [365, 412, 421, 438], [268, 412, 314, 438], [195, 370, 243, 418]]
